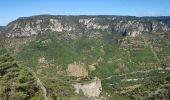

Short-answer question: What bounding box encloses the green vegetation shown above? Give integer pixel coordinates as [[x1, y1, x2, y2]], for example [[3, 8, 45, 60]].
[[0, 53, 43, 100], [8, 31, 169, 99], [0, 15, 169, 99], [1, 15, 170, 99]]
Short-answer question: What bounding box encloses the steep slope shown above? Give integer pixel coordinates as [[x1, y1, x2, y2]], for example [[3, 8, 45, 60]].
[[11, 31, 170, 99], [2, 15, 170, 100], [0, 53, 45, 100]]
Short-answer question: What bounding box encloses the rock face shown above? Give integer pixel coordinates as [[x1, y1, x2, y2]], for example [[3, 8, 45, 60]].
[[2, 15, 170, 37], [73, 77, 102, 98]]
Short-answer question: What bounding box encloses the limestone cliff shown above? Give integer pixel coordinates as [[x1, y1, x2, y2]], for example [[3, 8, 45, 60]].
[[2, 15, 170, 37]]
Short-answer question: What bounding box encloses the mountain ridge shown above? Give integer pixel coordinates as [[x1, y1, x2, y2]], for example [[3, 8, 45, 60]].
[[0, 26, 5, 32], [2, 15, 170, 37], [1, 15, 170, 100]]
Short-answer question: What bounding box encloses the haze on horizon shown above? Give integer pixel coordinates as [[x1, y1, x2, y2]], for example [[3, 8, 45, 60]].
[[0, 0, 170, 25]]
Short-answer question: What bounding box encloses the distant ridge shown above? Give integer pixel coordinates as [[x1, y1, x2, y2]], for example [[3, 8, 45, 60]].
[[2, 14, 170, 37]]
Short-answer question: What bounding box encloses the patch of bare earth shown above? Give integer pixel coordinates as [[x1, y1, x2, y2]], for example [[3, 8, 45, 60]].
[[88, 64, 96, 71], [67, 62, 88, 77]]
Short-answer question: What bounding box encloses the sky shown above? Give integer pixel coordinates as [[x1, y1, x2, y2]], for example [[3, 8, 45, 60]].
[[0, 0, 170, 25]]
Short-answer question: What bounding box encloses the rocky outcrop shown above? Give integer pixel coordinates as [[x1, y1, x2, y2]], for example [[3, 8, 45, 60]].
[[5, 18, 76, 37], [73, 77, 102, 98], [2, 15, 170, 37], [79, 18, 109, 30]]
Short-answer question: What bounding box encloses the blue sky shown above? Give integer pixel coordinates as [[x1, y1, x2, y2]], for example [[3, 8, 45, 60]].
[[0, 0, 170, 25]]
